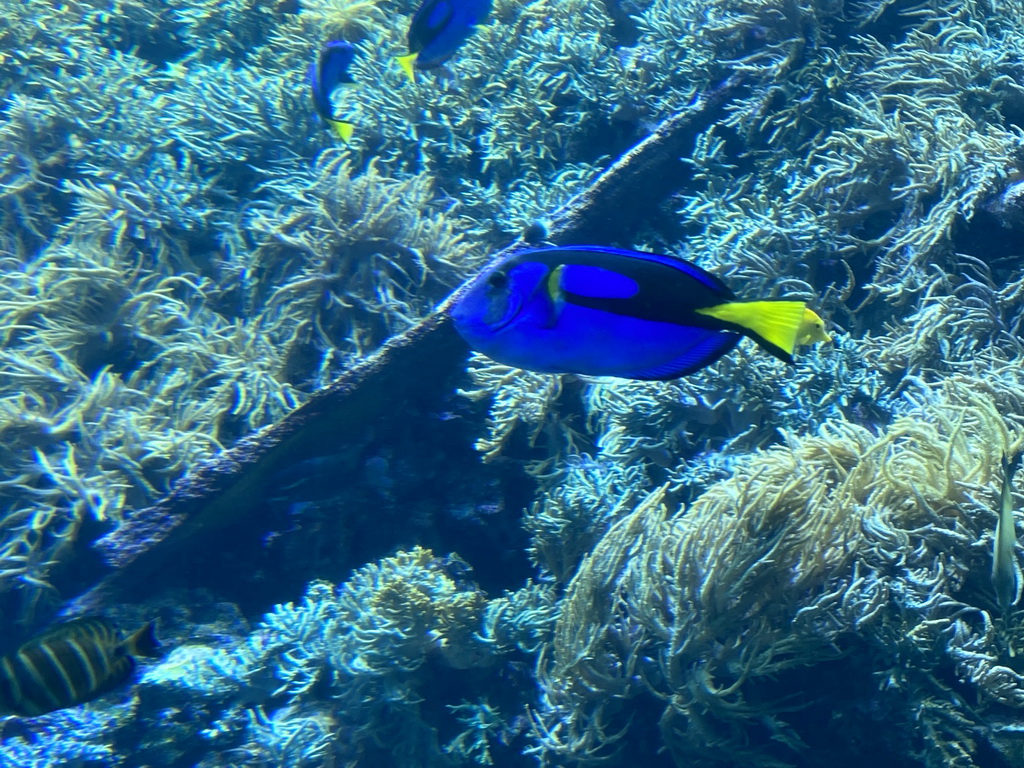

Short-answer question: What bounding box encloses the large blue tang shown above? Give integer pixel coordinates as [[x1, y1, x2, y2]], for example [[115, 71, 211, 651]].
[[450, 246, 830, 381], [397, 0, 492, 81]]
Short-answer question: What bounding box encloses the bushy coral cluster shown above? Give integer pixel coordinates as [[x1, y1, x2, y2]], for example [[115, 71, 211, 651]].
[[528, 379, 1024, 767], [107, 546, 551, 767]]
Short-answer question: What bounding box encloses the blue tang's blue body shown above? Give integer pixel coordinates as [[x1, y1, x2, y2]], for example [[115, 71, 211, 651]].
[[403, 0, 492, 71], [309, 41, 357, 140], [451, 246, 816, 381]]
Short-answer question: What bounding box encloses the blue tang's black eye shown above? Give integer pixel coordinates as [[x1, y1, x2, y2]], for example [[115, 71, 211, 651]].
[[487, 271, 508, 290]]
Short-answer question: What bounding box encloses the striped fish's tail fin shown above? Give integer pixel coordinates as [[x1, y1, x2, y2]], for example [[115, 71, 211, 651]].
[[695, 300, 807, 364], [124, 622, 160, 658]]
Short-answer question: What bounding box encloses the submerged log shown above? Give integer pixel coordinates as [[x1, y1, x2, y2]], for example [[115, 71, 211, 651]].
[[65, 78, 741, 616]]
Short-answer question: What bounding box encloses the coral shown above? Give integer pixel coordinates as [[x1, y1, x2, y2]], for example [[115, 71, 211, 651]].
[[158, 59, 320, 184], [297, 0, 389, 41], [235, 704, 336, 768], [0, 707, 121, 767], [458, 354, 572, 465], [130, 547, 509, 766], [790, 18, 1024, 305], [479, 580, 560, 654], [0, 235, 304, 610], [0, 96, 69, 253], [859, 253, 1024, 375], [443, 699, 506, 765], [329, 547, 491, 674], [464, 329, 887, 588], [531, 378, 1024, 767], [244, 152, 485, 372], [522, 455, 648, 583]]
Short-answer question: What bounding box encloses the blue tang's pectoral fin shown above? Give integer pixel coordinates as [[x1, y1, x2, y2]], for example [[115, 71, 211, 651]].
[[541, 264, 567, 328], [536, 262, 637, 329], [620, 329, 741, 381], [558, 264, 641, 300]]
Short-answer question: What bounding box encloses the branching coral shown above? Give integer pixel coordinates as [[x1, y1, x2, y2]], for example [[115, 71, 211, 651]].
[[458, 355, 571, 464], [245, 152, 484, 372], [443, 699, 509, 765], [0, 235, 306, 610], [523, 455, 648, 583], [235, 704, 336, 768], [0, 96, 69, 252], [789, 18, 1024, 304], [297, 0, 390, 42], [132, 548, 505, 766], [859, 252, 1024, 375], [0, 707, 120, 767], [531, 378, 1024, 767]]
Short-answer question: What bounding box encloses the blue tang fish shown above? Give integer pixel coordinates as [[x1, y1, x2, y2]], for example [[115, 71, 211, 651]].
[[450, 246, 831, 381], [310, 41, 357, 142], [396, 0, 492, 82]]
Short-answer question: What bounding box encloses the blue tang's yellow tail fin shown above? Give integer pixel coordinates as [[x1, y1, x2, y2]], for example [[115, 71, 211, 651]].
[[696, 300, 807, 363], [327, 118, 355, 143], [397, 54, 417, 82]]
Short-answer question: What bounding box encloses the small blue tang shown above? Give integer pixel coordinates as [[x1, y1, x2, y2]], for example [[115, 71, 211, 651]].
[[309, 41, 357, 142], [396, 0, 492, 81], [450, 246, 830, 381]]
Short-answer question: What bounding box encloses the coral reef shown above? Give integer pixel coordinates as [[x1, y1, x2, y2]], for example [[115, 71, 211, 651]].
[[529, 379, 1024, 767], [112, 547, 545, 767], [3, 0, 1024, 763], [0, 707, 121, 767]]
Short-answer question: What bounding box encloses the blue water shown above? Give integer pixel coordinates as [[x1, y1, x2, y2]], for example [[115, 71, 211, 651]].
[[2, 0, 1024, 764]]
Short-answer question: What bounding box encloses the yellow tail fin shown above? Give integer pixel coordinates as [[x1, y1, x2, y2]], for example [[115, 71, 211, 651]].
[[328, 119, 354, 143], [397, 53, 417, 83], [695, 300, 807, 363], [124, 621, 160, 658]]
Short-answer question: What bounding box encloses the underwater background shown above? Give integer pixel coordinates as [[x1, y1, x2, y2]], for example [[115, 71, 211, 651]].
[[3, 0, 1024, 765]]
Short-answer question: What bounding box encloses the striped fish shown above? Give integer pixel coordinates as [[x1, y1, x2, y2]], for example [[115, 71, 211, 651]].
[[994, 453, 1022, 614], [0, 617, 158, 717]]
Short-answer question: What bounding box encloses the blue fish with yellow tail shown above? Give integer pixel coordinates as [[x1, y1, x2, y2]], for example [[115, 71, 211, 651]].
[[450, 246, 831, 381], [310, 41, 357, 142], [396, 0, 492, 82]]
